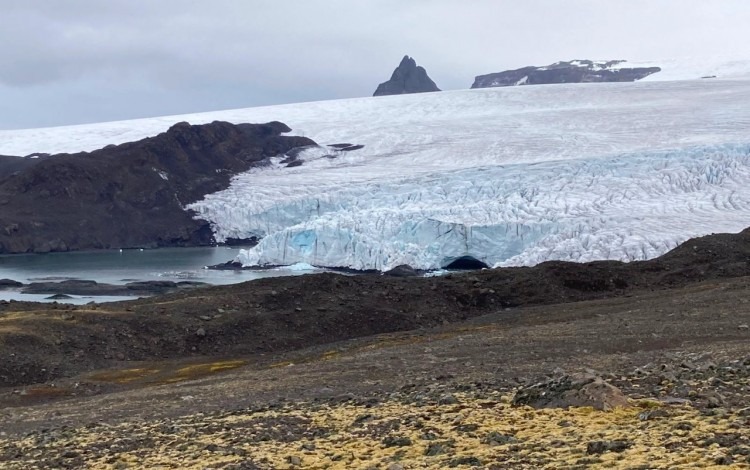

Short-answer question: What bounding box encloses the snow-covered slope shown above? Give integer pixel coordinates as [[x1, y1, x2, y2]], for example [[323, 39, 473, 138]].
[[2, 76, 750, 270], [615, 57, 750, 81]]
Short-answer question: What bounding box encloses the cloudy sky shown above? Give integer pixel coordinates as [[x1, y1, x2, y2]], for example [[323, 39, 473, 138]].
[[1, 0, 747, 129]]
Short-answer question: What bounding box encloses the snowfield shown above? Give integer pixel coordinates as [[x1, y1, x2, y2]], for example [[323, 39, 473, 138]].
[[2, 74, 750, 271]]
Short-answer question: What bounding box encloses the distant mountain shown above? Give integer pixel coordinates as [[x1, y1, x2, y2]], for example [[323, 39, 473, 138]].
[[471, 60, 661, 88], [373, 55, 441, 96]]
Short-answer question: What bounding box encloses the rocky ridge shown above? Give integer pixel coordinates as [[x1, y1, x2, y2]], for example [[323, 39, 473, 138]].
[[0, 121, 314, 254], [472, 59, 661, 88]]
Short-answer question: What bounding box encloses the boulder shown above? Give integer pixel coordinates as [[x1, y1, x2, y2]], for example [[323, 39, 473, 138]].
[[512, 373, 630, 411]]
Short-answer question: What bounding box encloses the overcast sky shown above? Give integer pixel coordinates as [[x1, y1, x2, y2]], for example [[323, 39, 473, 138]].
[[1, 0, 747, 129]]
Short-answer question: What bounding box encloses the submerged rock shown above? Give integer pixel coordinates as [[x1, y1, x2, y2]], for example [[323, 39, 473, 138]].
[[45, 294, 73, 300]]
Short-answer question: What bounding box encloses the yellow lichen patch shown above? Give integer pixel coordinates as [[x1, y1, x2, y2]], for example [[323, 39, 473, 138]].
[[269, 360, 295, 368], [0, 324, 25, 334], [87, 360, 247, 386], [19, 386, 72, 399], [5, 392, 746, 470], [88, 367, 161, 384], [321, 350, 339, 360], [159, 359, 247, 384]]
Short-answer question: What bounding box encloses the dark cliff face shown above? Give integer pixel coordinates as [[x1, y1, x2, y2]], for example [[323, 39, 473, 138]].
[[373, 55, 441, 96], [472, 60, 661, 88], [0, 121, 315, 254]]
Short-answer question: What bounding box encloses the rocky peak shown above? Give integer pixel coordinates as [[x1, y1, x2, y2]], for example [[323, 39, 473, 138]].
[[373, 55, 441, 96]]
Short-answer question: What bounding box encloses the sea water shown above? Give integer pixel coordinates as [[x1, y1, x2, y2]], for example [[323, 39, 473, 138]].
[[0, 246, 319, 303]]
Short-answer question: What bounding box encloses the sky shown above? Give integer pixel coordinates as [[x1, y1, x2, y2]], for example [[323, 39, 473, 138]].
[[0, 0, 748, 130]]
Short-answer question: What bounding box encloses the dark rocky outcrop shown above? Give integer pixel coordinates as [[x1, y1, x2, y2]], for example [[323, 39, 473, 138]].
[[21, 279, 209, 296], [472, 60, 661, 88], [0, 121, 315, 254], [373, 55, 441, 96], [383, 265, 419, 277]]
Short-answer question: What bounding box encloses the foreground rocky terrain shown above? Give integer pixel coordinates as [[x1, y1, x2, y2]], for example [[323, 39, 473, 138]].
[[0, 229, 749, 467], [0, 121, 314, 254], [471, 60, 661, 88], [0, 275, 748, 468]]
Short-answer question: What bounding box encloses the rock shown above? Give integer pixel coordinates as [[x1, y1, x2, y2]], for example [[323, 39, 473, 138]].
[[449, 456, 482, 467], [287, 455, 302, 466], [512, 373, 630, 411], [208, 260, 245, 270], [382, 435, 412, 447], [438, 393, 458, 405], [0, 279, 22, 289], [586, 440, 633, 454], [195, 328, 207, 337], [383, 265, 419, 277], [715, 455, 734, 465], [45, 294, 73, 300], [482, 432, 517, 446], [707, 396, 724, 408], [738, 324, 749, 331], [424, 441, 452, 456], [386, 464, 405, 470], [639, 409, 670, 421], [373, 55, 441, 96], [23, 279, 186, 297], [125, 281, 178, 293], [472, 59, 661, 88]]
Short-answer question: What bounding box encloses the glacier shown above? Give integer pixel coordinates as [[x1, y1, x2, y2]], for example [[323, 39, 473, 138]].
[[190, 144, 750, 270], [2, 72, 750, 271]]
